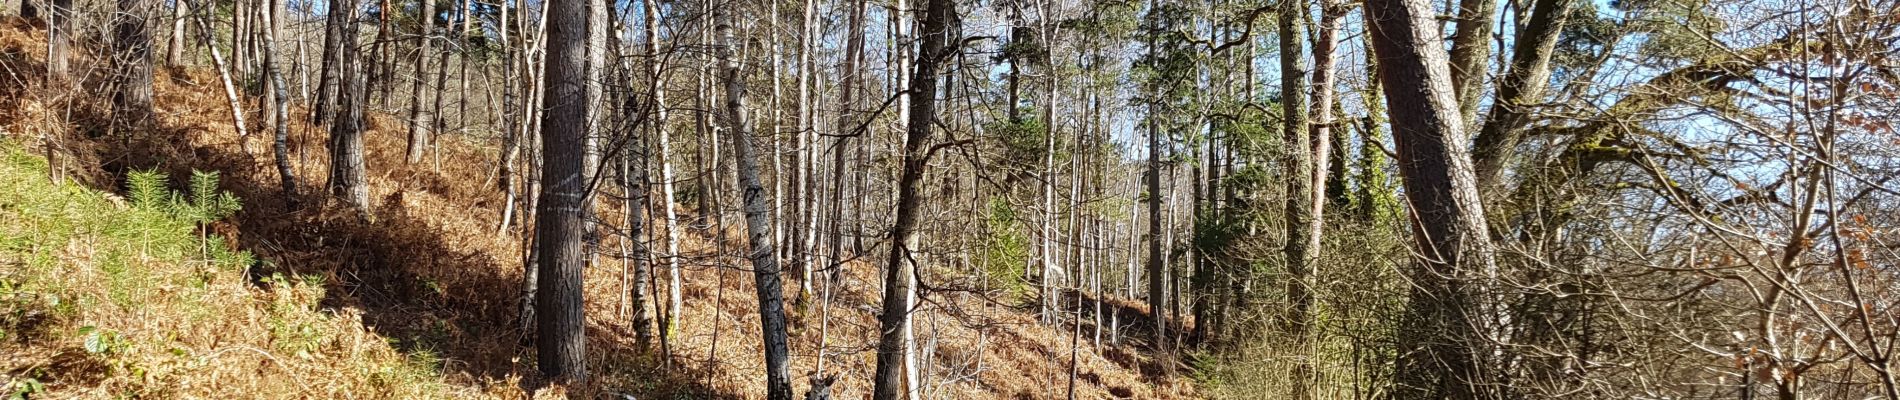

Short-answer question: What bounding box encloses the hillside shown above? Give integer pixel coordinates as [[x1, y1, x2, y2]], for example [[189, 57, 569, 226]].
[[0, 16, 1194, 399]]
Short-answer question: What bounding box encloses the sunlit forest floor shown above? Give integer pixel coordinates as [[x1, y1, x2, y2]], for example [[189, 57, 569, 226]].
[[0, 17, 1197, 399]]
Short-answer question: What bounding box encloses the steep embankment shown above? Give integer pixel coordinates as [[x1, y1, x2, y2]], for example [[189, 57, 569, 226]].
[[0, 17, 1194, 399]]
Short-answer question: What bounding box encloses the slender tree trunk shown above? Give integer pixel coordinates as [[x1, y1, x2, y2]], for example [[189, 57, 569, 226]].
[[1038, 65, 1058, 324], [323, 0, 369, 210], [532, 0, 590, 380], [796, 0, 820, 308], [497, 0, 519, 233], [45, 0, 69, 84], [1470, 0, 1577, 189], [313, 0, 345, 124], [819, 0, 867, 375], [640, 0, 685, 343], [714, 10, 794, 399], [296, 1, 311, 102], [1363, 0, 1503, 397], [581, 0, 606, 252], [516, 0, 552, 338], [370, 0, 393, 107], [191, 0, 255, 150], [768, 0, 785, 287], [114, 0, 156, 135], [407, 0, 438, 163], [1145, 96, 1166, 352], [1279, 0, 1316, 345], [168, 0, 186, 66], [233, 0, 248, 79], [429, 44, 451, 163], [872, 0, 952, 397], [622, 68, 653, 350], [260, 0, 296, 201], [1447, 0, 1496, 123]]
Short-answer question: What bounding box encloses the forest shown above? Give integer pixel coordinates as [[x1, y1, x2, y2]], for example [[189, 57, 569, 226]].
[[0, 0, 1897, 398]]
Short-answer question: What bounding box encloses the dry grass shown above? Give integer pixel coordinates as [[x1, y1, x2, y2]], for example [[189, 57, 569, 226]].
[[0, 17, 1198, 399]]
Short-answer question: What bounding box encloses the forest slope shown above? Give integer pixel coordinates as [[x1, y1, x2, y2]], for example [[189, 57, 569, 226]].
[[0, 17, 1194, 399]]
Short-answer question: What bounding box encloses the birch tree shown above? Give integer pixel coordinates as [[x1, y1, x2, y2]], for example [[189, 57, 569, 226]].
[[713, 7, 793, 398]]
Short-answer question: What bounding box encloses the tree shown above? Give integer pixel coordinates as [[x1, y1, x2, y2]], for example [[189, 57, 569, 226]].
[[407, 0, 439, 164], [1469, 0, 1578, 189], [713, 7, 793, 399], [166, 0, 185, 66], [112, 0, 155, 135], [313, 0, 348, 124], [1140, 1, 1171, 353], [185, 0, 252, 151], [1446, 0, 1497, 122], [260, 0, 297, 200], [1278, 0, 1318, 396], [1362, 0, 1502, 397], [639, 0, 685, 346], [532, 0, 590, 380], [872, 0, 953, 397], [45, 0, 70, 84], [326, 0, 369, 210]]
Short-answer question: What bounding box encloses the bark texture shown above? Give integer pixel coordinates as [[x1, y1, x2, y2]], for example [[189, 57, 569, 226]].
[[406, 0, 438, 164], [46, 0, 69, 83], [260, 0, 296, 200], [532, 0, 590, 380], [871, 0, 951, 397], [1363, 0, 1503, 397], [1470, 0, 1577, 189], [714, 10, 794, 399], [313, 0, 346, 124], [325, 0, 368, 210], [1447, 0, 1497, 122], [113, 0, 155, 134]]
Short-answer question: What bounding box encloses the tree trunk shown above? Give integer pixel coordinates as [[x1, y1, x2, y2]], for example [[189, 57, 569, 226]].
[[1145, 96, 1166, 351], [497, 0, 519, 233], [324, 0, 368, 210], [1447, 0, 1497, 123], [1363, 0, 1503, 397], [796, 0, 820, 309], [713, 10, 794, 399], [45, 0, 69, 84], [232, 0, 247, 79], [167, 0, 185, 66], [1038, 61, 1058, 324], [532, 0, 590, 380], [406, 0, 438, 164], [370, 0, 394, 107], [313, 0, 344, 124], [1470, 0, 1577, 189], [113, 0, 155, 135], [189, 0, 254, 151], [638, 0, 685, 343], [872, 0, 951, 397], [622, 68, 653, 350], [818, 0, 866, 375], [1279, 0, 1319, 395], [260, 0, 296, 201], [321, 0, 367, 209]]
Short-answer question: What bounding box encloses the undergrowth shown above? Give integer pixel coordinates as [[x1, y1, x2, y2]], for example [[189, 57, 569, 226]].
[[0, 142, 453, 398]]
